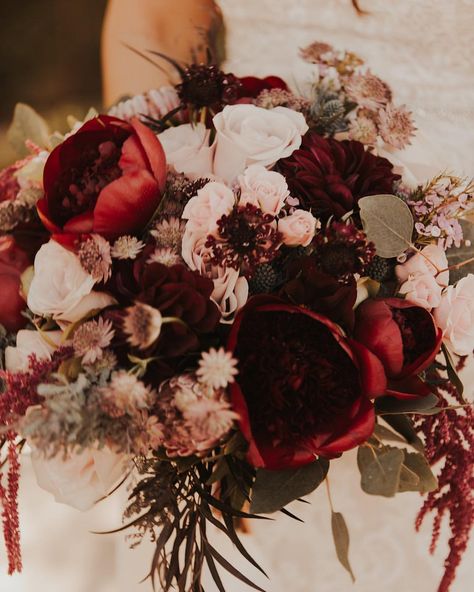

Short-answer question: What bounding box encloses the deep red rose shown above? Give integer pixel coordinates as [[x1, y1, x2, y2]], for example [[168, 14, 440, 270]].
[[227, 296, 386, 470], [277, 131, 400, 221], [37, 115, 166, 238], [280, 256, 357, 330], [354, 298, 443, 399], [0, 236, 31, 332], [236, 75, 288, 100]]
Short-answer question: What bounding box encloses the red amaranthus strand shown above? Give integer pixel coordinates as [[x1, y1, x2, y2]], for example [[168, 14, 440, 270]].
[[414, 362, 474, 592], [0, 346, 74, 574]]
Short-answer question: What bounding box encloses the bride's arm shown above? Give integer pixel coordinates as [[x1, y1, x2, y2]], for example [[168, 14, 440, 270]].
[[101, 0, 223, 106]]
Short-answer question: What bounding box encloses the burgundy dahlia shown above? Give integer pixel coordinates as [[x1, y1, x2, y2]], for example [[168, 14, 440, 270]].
[[278, 131, 400, 221], [228, 297, 387, 469]]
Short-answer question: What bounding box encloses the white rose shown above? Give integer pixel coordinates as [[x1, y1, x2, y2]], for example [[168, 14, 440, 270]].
[[158, 123, 214, 178], [182, 181, 235, 235], [182, 233, 248, 321], [238, 165, 290, 216], [5, 329, 63, 372], [27, 240, 115, 323], [278, 210, 319, 247], [213, 104, 308, 183], [399, 273, 442, 310], [434, 274, 474, 356], [31, 447, 129, 511]]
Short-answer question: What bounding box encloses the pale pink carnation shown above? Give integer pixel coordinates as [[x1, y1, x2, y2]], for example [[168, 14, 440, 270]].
[[378, 104, 416, 150], [346, 71, 391, 111]]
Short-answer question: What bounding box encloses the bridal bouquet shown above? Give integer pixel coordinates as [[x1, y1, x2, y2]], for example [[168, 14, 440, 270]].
[[0, 41, 473, 592]]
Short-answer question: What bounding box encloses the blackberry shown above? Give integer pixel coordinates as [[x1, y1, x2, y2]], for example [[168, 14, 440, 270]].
[[249, 264, 281, 294], [366, 256, 395, 282]]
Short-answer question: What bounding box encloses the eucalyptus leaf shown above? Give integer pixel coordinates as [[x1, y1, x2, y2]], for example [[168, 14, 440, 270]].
[[382, 415, 424, 452], [442, 344, 465, 400], [331, 511, 355, 583], [373, 423, 407, 444], [375, 393, 440, 415], [357, 446, 404, 497], [401, 452, 438, 494], [7, 103, 51, 156], [250, 458, 329, 514], [359, 194, 414, 258], [398, 463, 420, 492]]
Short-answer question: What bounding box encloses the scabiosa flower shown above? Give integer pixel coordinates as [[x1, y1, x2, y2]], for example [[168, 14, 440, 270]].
[[378, 104, 416, 149], [123, 302, 163, 350], [78, 235, 112, 282], [206, 204, 282, 276], [150, 215, 186, 250], [73, 317, 115, 365], [346, 71, 392, 111], [177, 64, 241, 109], [278, 131, 400, 221], [111, 236, 145, 260], [197, 347, 239, 390], [100, 371, 154, 417], [313, 221, 375, 282], [348, 114, 378, 145], [147, 247, 182, 267]]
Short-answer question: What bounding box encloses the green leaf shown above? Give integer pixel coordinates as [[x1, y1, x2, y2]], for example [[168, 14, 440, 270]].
[[250, 458, 329, 514], [398, 463, 420, 492], [7, 103, 51, 156], [382, 415, 424, 452], [359, 194, 414, 258], [375, 393, 440, 415], [331, 511, 355, 583], [401, 452, 438, 494], [373, 423, 407, 444], [442, 344, 465, 400], [357, 446, 404, 497]]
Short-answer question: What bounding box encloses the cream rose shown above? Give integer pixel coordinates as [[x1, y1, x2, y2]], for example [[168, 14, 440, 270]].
[[213, 104, 308, 183], [395, 244, 449, 287], [434, 274, 474, 356], [27, 240, 115, 323], [399, 273, 442, 309], [278, 210, 319, 247], [238, 164, 290, 216], [182, 182, 235, 236], [31, 447, 129, 511], [5, 329, 63, 372], [158, 123, 214, 178], [182, 232, 248, 321]]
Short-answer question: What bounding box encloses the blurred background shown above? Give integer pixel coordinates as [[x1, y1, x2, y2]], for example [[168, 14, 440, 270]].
[[0, 0, 108, 166]]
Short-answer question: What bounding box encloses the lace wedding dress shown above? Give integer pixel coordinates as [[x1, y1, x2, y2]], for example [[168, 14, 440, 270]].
[[1, 2, 473, 591]]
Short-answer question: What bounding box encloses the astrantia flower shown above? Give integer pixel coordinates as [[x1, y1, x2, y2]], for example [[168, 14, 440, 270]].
[[348, 114, 378, 145], [147, 247, 182, 267], [100, 371, 153, 417], [151, 216, 186, 250], [73, 317, 115, 365], [299, 41, 335, 64], [78, 235, 112, 282], [313, 221, 375, 282], [378, 104, 416, 150], [255, 88, 310, 112], [197, 347, 238, 390], [206, 203, 282, 276], [111, 236, 145, 260], [346, 71, 392, 111], [123, 302, 163, 350], [228, 297, 386, 469], [278, 131, 400, 221]]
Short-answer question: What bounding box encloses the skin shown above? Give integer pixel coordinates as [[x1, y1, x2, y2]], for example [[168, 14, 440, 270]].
[[101, 0, 224, 106]]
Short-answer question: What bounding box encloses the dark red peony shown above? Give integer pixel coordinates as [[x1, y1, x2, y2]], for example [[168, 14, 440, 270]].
[[37, 116, 166, 238], [354, 298, 443, 399], [236, 75, 288, 100], [0, 236, 31, 332], [227, 297, 386, 470], [280, 255, 357, 330], [277, 131, 400, 220]]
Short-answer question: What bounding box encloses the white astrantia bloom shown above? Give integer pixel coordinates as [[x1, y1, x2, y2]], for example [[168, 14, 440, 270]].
[[196, 347, 239, 390]]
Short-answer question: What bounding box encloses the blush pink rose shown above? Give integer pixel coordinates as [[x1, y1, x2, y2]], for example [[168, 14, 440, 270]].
[[395, 244, 449, 287], [278, 210, 319, 247], [434, 274, 474, 356], [238, 165, 289, 216], [181, 181, 235, 236], [399, 273, 442, 309], [158, 123, 214, 179]]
